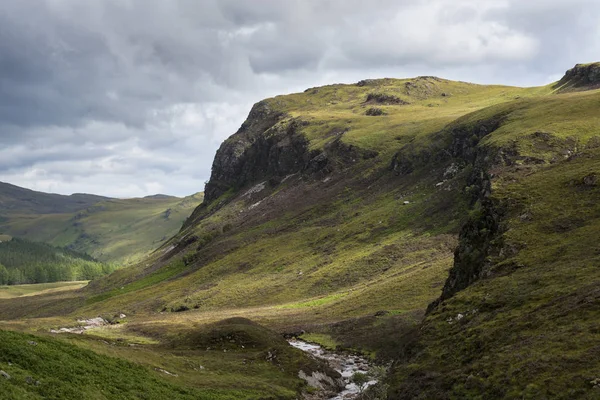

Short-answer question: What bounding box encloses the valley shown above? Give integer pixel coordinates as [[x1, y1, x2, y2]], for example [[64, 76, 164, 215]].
[[0, 185, 203, 264], [1, 63, 599, 399]]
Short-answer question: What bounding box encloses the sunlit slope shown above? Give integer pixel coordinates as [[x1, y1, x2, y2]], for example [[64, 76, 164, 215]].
[[0, 193, 203, 263], [388, 90, 600, 399], [0, 318, 324, 400], [72, 78, 554, 316]]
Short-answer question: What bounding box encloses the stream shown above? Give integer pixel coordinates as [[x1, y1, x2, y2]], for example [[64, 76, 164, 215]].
[[289, 339, 377, 399]]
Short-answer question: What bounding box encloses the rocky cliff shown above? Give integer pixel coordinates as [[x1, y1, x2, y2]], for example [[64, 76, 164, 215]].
[[203, 101, 377, 205], [554, 62, 600, 92]]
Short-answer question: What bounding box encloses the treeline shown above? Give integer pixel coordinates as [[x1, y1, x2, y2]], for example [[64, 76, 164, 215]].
[[0, 238, 117, 285]]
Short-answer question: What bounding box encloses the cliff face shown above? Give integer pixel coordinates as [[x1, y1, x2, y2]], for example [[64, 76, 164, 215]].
[[554, 62, 600, 92], [203, 101, 288, 202], [203, 101, 377, 204]]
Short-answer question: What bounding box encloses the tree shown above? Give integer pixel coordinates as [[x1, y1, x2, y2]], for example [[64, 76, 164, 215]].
[[0, 264, 8, 285], [351, 372, 371, 394]]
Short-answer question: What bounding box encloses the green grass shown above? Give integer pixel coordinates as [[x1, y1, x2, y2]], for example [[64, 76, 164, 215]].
[[0, 281, 88, 299], [387, 90, 600, 399], [2, 71, 600, 398], [277, 292, 349, 309], [299, 333, 340, 350], [0, 327, 307, 400], [0, 193, 203, 264]]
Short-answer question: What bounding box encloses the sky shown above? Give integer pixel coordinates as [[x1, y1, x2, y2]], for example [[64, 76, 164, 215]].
[[0, 0, 598, 198]]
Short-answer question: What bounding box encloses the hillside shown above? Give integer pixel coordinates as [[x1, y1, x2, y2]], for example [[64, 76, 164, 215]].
[[0, 189, 204, 264], [0, 319, 330, 399], [0, 238, 111, 285], [0, 63, 599, 399], [0, 181, 110, 215]]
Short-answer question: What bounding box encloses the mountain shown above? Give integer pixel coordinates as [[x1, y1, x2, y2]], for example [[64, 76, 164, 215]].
[[0, 181, 110, 215], [0, 183, 204, 263], [1, 63, 599, 399]]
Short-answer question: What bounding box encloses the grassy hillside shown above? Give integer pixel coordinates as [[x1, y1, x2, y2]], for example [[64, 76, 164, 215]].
[[0, 181, 110, 215], [0, 66, 599, 398], [0, 193, 203, 264], [0, 318, 325, 399], [0, 281, 88, 299], [0, 238, 112, 285]]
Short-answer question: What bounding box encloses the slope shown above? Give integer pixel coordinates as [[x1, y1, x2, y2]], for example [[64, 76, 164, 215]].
[[0, 181, 110, 215], [0, 192, 203, 264], [78, 76, 548, 319], [0, 64, 599, 399], [0, 320, 328, 400]]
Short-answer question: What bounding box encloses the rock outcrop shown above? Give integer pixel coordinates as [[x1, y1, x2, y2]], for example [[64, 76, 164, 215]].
[[554, 62, 600, 92], [202, 101, 377, 205]]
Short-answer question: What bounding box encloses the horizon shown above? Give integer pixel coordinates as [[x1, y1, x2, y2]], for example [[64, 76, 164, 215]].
[[1, 0, 598, 197], [0, 69, 579, 199]]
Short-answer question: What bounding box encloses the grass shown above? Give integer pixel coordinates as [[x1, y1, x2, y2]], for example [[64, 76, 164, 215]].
[[0, 281, 88, 299], [1, 71, 599, 398], [0, 193, 203, 264], [299, 333, 340, 350], [387, 90, 600, 399], [0, 328, 305, 400]]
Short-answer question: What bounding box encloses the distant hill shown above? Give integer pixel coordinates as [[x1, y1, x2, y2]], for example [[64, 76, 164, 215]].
[[0, 182, 204, 264], [0, 181, 110, 214], [143, 194, 178, 200], [0, 237, 113, 285]]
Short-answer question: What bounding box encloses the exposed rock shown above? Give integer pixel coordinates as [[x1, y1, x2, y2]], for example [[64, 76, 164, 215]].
[[50, 317, 108, 334], [25, 376, 40, 386], [155, 368, 178, 377], [356, 79, 378, 87], [425, 118, 510, 312], [365, 93, 409, 105], [299, 370, 341, 394], [582, 173, 597, 187], [554, 62, 600, 92], [443, 163, 460, 179], [0, 370, 10, 380], [192, 104, 379, 227]]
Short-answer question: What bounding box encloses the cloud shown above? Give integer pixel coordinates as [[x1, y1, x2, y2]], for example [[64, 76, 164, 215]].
[[0, 0, 597, 197]]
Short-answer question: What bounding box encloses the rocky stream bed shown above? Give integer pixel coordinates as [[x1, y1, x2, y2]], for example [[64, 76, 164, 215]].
[[289, 339, 377, 399]]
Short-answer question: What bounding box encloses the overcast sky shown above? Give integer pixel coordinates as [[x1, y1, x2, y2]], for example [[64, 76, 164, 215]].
[[0, 0, 598, 197]]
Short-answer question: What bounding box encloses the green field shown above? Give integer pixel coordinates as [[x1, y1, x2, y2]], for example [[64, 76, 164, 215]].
[[0, 281, 88, 299]]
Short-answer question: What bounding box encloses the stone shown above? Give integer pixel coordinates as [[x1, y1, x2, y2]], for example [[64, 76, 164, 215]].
[[0, 370, 10, 380], [582, 173, 597, 187], [443, 163, 460, 179], [25, 376, 40, 386]]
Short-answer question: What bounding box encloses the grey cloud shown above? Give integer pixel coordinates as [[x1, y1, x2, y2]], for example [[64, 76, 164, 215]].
[[0, 0, 598, 197]]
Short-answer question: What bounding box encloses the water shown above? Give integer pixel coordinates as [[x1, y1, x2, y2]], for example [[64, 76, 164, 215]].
[[289, 339, 377, 399]]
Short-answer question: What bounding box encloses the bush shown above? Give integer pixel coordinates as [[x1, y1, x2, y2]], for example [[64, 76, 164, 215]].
[[366, 107, 385, 116]]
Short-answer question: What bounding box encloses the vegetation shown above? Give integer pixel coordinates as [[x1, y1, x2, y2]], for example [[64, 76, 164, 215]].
[[1, 66, 599, 398], [0, 281, 88, 300], [0, 192, 203, 264], [0, 238, 113, 285], [0, 328, 305, 399]]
